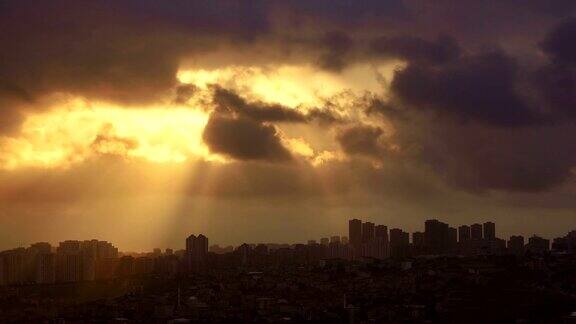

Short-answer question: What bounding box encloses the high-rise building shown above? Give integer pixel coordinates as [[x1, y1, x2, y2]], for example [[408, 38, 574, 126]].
[[526, 235, 549, 254], [34, 253, 55, 284], [425, 219, 449, 254], [552, 230, 576, 253], [341, 236, 349, 245], [185, 234, 208, 272], [362, 222, 375, 243], [458, 225, 471, 243], [320, 237, 329, 246], [448, 227, 458, 249], [0, 248, 26, 285], [471, 224, 483, 240], [29, 243, 55, 284], [375, 225, 388, 243], [389, 228, 404, 247], [390, 228, 410, 258], [412, 232, 425, 247], [483, 222, 496, 240], [330, 236, 341, 244], [56, 240, 82, 283], [508, 236, 524, 256], [30, 242, 52, 254], [348, 219, 362, 248]]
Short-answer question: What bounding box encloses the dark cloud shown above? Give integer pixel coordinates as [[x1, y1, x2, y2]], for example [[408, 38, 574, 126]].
[[364, 97, 408, 122], [317, 31, 354, 72], [391, 51, 538, 127], [280, 0, 407, 26], [306, 108, 345, 125], [540, 18, 576, 65], [535, 64, 576, 117], [370, 35, 460, 65], [535, 18, 576, 117], [212, 86, 344, 126], [213, 87, 307, 123], [414, 122, 576, 192], [336, 125, 385, 158], [173, 84, 199, 105], [203, 114, 292, 162]]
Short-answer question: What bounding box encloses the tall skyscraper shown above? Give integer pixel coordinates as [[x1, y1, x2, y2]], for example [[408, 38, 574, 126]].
[[471, 223, 483, 240], [29, 242, 55, 284], [448, 227, 457, 249], [375, 225, 388, 243], [0, 248, 26, 285], [389, 228, 410, 258], [412, 232, 424, 247], [425, 219, 449, 254], [349, 219, 362, 248], [186, 234, 208, 272], [35, 253, 55, 284], [527, 235, 549, 254], [458, 225, 471, 242], [56, 240, 82, 283], [362, 222, 375, 243], [483, 222, 496, 240], [508, 235, 524, 255], [390, 229, 409, 246]]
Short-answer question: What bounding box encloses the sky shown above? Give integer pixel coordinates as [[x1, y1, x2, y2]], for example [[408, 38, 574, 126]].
[[0, 0, 575, 251]]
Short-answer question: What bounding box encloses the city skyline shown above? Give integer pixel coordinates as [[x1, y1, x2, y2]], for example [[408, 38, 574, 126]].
[[3, 217, 573, 255], [2, 217, 575, 321], [2, 214, 575, 253], [2, 217, 574, 287]]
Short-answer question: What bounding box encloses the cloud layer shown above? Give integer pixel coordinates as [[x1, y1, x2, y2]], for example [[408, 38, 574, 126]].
[[0, 0, 576, 248]]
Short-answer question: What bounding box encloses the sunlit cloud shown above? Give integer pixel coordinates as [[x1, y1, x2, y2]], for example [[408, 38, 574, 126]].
[[177, 63, 402, 108], [0, 99, 217, 169]]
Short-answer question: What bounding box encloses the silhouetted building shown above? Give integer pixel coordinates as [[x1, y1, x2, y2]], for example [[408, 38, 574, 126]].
[[458, 225, 471, 243], [0, 248, 26, 285], [551, 230, 576, 253], [320, 237, 329, 246], [413, 232, 424, 247], [33, 253, 54, 284], [471, 223, 483, 240], [483, 222, 496, 240], [330, 236, 340, 244], [186, 234, 208, 272], [362, 222, 375, 243], [375, 225, 388, 243], [341, 236, 349, 245], [425, 219, 449, 254], [56, 241, 82, 282], [508, 235, 525, 256], [30, 242, 51, 254], [527, 235, 549, 254], [390, 228, 410, 258], [448, 227, 457, 250], [348, 219, 362, 249]]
